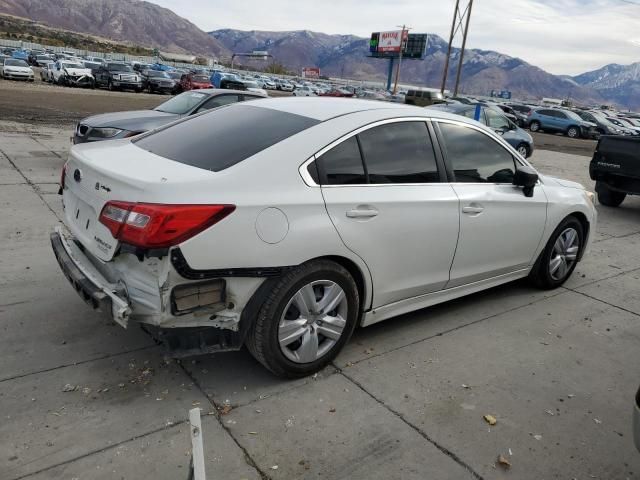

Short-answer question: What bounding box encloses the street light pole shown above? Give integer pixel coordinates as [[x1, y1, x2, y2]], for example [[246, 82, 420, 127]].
[[392, 25, 410, 95]]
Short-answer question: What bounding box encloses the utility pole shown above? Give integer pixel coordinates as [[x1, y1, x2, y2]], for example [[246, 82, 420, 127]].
[[440, 0, 474, 96], [392, 25, 409, 95]]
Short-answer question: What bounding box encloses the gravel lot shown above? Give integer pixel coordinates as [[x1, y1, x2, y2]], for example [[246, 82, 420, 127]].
[[0, 80, 639, 479]]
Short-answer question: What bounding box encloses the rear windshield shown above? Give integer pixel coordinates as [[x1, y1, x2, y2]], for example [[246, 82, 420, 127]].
[[134, 105, 320, 172]]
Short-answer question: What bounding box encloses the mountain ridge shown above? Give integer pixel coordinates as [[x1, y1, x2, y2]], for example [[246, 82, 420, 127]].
[[0, 0, 636, 108]]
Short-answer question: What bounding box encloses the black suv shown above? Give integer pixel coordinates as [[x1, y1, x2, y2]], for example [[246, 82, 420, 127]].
[[94, 62, 143, 92]]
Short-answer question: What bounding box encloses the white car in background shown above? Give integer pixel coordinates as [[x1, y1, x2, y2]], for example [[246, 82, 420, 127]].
[[41, 62, 56, 82], [52, 98, 596, 378], [52, 60, 95, 87], [293, 85, 317, 97], [1, 58, 34, 81], [241, 79, 268, 97]]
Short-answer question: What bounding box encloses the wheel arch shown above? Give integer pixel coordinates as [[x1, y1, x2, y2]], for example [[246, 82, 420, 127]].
[[567, 211, 590, 260], [238, 254, 371, 346], [317, 255, 369, 316]]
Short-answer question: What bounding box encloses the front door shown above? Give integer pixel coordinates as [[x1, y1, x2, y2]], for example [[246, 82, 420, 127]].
[[317, 120, 460, 308], [435, 120, 547, 287]]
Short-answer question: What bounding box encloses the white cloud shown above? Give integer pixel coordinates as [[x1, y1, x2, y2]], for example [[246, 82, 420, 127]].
[[148, 0, 639, 75]]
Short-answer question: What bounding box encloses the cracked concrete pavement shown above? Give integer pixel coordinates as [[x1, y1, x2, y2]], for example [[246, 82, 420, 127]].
[[1, 122, 639, 479]]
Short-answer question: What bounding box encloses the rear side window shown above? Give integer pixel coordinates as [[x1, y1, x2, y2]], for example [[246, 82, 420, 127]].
[[134, 105, 319, 172], [358, 122, 439, 183], [439, 123, 516, 183], [318, 136, 366, 185]]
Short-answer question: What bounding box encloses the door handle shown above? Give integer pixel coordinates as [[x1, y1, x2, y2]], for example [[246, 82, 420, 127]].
[[346, 208, 378, 218], [462, 205, 484, 214]]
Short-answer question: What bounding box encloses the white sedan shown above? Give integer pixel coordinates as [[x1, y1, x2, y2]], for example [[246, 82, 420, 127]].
[[51, 98, 596, 377], [1, 58, 34, 81], [293, 85, 317, 97]]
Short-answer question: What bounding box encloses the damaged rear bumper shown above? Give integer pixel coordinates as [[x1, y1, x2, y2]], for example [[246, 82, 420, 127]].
[[50, 227, 131, 327]]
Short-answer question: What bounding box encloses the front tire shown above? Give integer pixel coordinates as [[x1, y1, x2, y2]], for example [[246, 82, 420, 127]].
[[529, 120, 541, 132], [529, 216, 584, 289], [567, 126, 580, 138], [516, 143, 529, 158], [596, 182, 626, 207], [246, 260, 360, 378]]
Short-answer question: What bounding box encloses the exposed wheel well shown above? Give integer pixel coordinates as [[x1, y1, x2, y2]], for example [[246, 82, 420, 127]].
[[316, 255, 368, 314]]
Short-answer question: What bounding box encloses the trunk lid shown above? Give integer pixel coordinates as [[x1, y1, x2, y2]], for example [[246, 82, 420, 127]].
[[62, 139, 216, 261]]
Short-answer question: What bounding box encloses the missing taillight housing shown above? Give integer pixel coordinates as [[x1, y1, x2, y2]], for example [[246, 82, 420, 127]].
[[171, 279, 226, 315], [99, 202, 235, 249]]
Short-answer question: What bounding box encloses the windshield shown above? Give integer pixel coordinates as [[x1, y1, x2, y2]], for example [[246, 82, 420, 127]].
[[5, 59, 28, 67], [192, 75, 210, 82], [108, 64, 133, 72], [147, 70, 169, 78], [154, 91, 207, 114], [565, 110, 585, 122], [167, 71, 183, 79], [62, 62, 84, 69]]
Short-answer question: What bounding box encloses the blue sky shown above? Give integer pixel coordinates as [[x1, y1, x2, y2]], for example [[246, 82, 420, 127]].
[[149, 0, 639, 75]]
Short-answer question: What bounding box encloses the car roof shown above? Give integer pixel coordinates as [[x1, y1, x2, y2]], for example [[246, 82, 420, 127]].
[[250, 97, 431, 121], [188, 88, 267, 98]]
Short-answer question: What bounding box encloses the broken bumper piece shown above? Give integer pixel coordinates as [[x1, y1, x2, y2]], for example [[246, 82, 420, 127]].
[[50, 227, 131, 327]]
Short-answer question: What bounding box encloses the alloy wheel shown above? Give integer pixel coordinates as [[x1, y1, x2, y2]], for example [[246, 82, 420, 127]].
[[549, 227, 580, 281], [278, 280, 348, 364], [517, 145, 528, 157]]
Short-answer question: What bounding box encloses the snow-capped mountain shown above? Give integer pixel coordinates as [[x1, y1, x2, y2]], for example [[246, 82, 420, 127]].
[[211, 29, 607, 106], [573, 63, 640, 108]]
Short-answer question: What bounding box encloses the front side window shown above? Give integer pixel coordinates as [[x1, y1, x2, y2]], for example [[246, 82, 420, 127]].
[[358, 122, 439, 183], [439, 123, 516, 183]]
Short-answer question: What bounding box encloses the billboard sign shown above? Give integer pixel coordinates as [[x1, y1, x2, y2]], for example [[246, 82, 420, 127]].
[[302, 67, 320, 78], [490, 90, 512, 99], [377, 30, 408, 53], [369, 32, 427, 59]]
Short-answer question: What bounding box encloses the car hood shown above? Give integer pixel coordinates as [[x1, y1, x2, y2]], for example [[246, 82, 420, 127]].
[[81, 110, 180, 130], [540, 174, 585, 190], [65, 67, 93, 76], [580, 121, 597, 128], [4, 66, 31, 72]]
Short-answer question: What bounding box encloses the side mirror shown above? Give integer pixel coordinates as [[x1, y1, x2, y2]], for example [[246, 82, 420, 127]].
[[513, 165, 538, 197]]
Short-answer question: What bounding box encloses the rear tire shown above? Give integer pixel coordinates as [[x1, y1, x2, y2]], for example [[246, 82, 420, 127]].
[[529, 121, 541, 132], [596, 182, 626, 207], [529, 216, 584, 290], [246, 260, 359, 378]]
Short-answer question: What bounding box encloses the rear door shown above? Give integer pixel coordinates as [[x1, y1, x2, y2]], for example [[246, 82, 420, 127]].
[[434, 120, 547, 287], [317, 120, 460, 308]]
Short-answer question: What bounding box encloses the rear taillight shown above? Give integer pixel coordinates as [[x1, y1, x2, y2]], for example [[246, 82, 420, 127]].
[[99, 201, 235, 248], [58, 163, 68, 195]]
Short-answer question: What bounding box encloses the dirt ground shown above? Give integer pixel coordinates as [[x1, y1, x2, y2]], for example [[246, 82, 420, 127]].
[[0, 73, 598, 157]]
